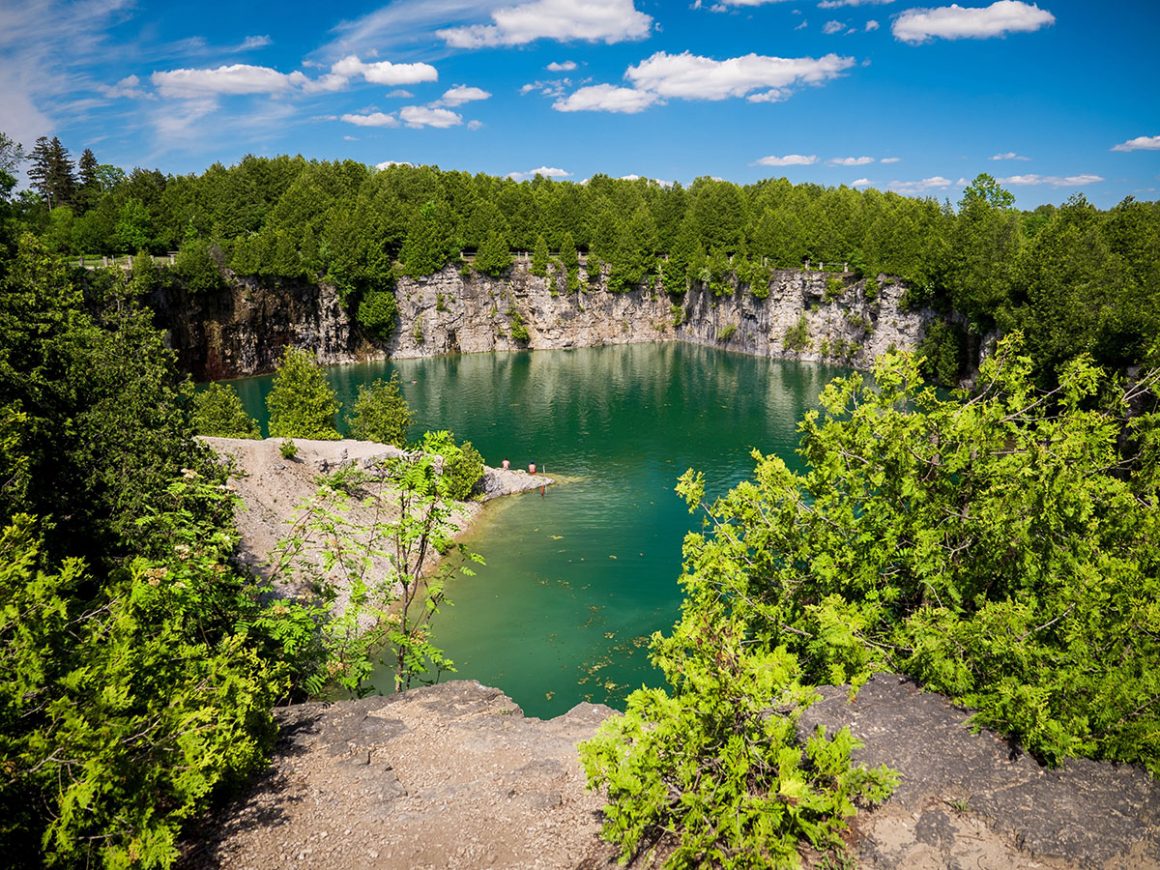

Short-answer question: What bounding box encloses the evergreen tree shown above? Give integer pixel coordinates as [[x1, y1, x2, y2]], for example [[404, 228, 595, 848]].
[[27, 137, 76, 209], [77, 148, 100, 214], [531, 233, 550, 278], [347, 374, 411, 446], [474, 229, 512, 278], [399, 200, 455, 278], [265, 346, 341, 440], [192, 382, 260, 438]]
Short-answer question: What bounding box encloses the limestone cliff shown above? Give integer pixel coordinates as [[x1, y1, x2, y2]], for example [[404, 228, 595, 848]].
[[154, 262, 933, 380]]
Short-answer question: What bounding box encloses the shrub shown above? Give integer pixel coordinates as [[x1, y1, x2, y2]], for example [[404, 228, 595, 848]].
[[783, 314, 811, 353], [420, 430, 484, 501], [356, 289, 398, 342], [192, 382, 260, 438], [348, 374, 412, 447], [823, 276, 846, 303], [717, 323, 737, 342], [266, 347, 341, 440]]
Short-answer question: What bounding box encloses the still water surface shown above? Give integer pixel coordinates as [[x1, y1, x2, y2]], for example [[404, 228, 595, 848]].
[[231, 343, 846, 718]]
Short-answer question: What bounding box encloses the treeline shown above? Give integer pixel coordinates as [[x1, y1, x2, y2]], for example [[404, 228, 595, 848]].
[[4, 134, 1159, 381]]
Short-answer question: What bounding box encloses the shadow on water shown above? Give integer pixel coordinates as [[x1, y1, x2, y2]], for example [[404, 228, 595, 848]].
[[231, 343, 849, 717]]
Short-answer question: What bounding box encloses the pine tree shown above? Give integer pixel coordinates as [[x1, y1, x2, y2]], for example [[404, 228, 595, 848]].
[[27, 137, 76, 209], [474, 229, 512, 278], [76, 148, 100, 214], [531, 233, 550, 278]]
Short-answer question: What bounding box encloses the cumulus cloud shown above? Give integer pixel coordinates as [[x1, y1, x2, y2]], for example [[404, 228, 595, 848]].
[[439, 0, 652, 48], [386, 89, 414, 98], [625, 51, 855, 100], [399, 105, 463, 128], [866, 19, 880, 31], [152, 64, 307, 98], [756, 154, 818, 166], [822, 20, 846, 34], [999, 174, 1103, 187], [330, 55, 439, 86], [341, 111, 400, 127], [507, 166, 571, 181], [888, 176, 954, 194], [547, 60, 577, 71], [438, 85, 491, 106], [991, 151, 1030, 160], [376, 160, 413, 169], [1112, 135, 1160, 152], [893, 1, 1055, 45], [851, 177, 873, 187], [98, 74, 146, 99], [830, 155, 875, 165], [553, 84, 657, 113]]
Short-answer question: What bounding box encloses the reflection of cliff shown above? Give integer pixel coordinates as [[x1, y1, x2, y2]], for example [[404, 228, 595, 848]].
[[154, 263, 932, 379]]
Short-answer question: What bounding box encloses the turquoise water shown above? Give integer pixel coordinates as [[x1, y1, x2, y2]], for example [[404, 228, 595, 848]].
[[230, 344, 847, 718]]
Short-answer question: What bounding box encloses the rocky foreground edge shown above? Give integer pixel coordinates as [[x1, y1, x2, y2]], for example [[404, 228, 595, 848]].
[[180, 675, 1160, 870]]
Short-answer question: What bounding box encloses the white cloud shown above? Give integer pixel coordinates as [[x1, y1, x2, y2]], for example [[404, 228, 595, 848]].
[[756, 154, 818, 166], [151, 64, 307, 98], [98, 74, 146, 99], [386, 89, 414, 98], [991, 151, 1030, 160], [1112, 135, 1160, 152], [439, 0, 652, 48], [866, 19, 880, 31], [851, 177, 873, 187], [376, 160, 414, 169], [747, 89, 789, 103], [399, 105, 463, 128], [439, 84, 491, 106], [547, 60, 577, 71], [239, 35, 272, 50], [467, 119, 484, 130], [999, 174, 1103, 187], [822, 20, 846, 34], [624, 51, 855, 101], [341, 111, 400, 127], [508, 165, 571, 181], [830, 156, 874, 166], [819, 0, 894, 7], [553, 84, 658, 113], [795, 19, 809, 29], [894, 1, 1055, 45], [888, 176, 954, 194], [330, 55, 439, 86]]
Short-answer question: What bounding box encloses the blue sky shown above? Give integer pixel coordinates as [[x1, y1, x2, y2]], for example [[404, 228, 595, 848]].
[[2, 0, 1157, 207]]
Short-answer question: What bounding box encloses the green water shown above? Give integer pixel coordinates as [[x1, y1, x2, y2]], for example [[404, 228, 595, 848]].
[[230, 343, 847, 718]]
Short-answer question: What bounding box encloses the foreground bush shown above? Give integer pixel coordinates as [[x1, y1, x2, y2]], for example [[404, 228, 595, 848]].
[[584, 336, 1159, 866]]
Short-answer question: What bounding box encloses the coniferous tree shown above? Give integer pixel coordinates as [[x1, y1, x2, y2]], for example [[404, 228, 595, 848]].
[[266, 346, 341, 440], [27, 137, 76, 209], [531, 233, 550, 278], [76, 148, 100, 214], [474, 229, 513, 278]]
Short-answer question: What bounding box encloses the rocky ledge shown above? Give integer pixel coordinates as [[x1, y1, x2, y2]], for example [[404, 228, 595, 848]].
[[180, 677, 1159, 869]]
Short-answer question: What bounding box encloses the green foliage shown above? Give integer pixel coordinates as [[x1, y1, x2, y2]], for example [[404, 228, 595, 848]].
[[670, 302, 685, 328], [174, 237, 223, 293], [783, 315, 811, 353], [531, 233, 550, 277], [508, 308, 530, 343], [348, 374, 412, 446], [269, 453, 483, 694], [917, 319, 965, 386], [823, 276, 846, 303], [279, 437, 298, 459], [474, 229, 513, 278], [192, 382, 260, 438], [266, 346, 341, 440], [356, 288, 398, 342], [863, 276, 879, 302], [716, 322, 737, 342], [586, 340, 1160, 864], [420, 430, 484, 501]]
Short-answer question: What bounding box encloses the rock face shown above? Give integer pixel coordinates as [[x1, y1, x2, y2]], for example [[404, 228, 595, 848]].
[[799, 675, 1160, 869], [182, 675, 1160, 870], [151, 278, 377, 380], [180, 682, 618, 870], [154, 262, 932, 379]]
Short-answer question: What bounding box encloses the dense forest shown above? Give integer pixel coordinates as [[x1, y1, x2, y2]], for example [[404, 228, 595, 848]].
[[1, 133, 1158, 868], [4, 132, 1159, 383]]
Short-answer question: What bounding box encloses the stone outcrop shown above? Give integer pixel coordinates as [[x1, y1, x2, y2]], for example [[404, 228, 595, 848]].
[[150, 278, 378, 380], [182, 676, 1160, 870], [153, 263, 932, 379]]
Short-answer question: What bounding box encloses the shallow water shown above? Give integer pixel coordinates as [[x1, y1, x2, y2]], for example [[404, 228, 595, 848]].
[[231, 343, 847, 717]]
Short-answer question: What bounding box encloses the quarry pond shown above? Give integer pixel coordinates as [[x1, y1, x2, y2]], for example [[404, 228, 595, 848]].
[[232, 343, 848, 718]]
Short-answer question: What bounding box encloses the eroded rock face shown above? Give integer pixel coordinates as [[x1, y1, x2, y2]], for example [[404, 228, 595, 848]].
[[153, 263, 932, 379]]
